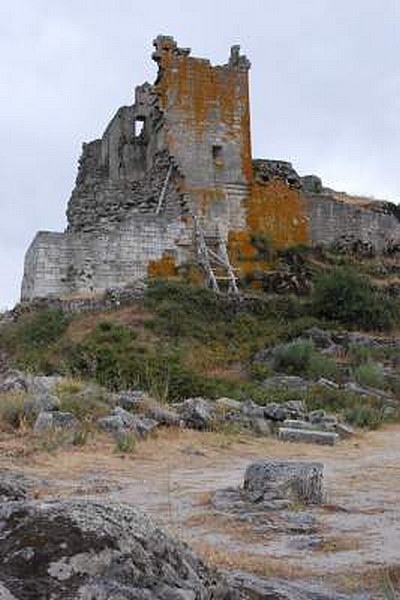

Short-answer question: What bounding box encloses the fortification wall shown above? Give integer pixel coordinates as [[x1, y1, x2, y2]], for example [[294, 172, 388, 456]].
[[305, 193, 400, 252], [21, 215, 190, 301], [21, 36, 400, 301]]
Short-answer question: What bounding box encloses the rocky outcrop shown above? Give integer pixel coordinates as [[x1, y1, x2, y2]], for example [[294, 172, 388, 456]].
[[0, 497, 240, 600]]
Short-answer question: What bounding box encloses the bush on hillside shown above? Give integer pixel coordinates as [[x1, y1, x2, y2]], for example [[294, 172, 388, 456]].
[[312, 268, 395, 330], [0, 308, 70, 373], [273, 339, 339, 380], [354, 362, 385, 390]]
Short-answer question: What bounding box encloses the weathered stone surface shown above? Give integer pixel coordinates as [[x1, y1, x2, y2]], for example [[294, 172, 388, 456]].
[[279, 427, 339, 446], [0, 472, 29, 503], [262, 375, 310, 391], [283, 419, 312, 430], [308, 410, 337, 428], [335, 422, 355, 438], [97, 407, 158, 438], [248, 417, 272, 436], [0, 500, 239, 599], [0, 372, 28, 393], [113, 389, 150, 411], [316, 377, 339, 390], [264, 400, 306, 422], [33, 411, 79, 433], [176, 398, 214, 431], [241, 400, 265, 419], [21, 35, 400, 301], [144, 403, 182, 428], [243, 460, 324, 505], [215, 397, 242, 413], [229, 572, 358, 600], [97, 411, 134, 434]]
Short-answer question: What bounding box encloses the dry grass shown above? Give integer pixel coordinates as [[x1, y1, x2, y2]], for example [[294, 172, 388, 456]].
[[1, 424, 399, 599], [66, 305, 154, 344], [190, 541, 312, 579], [0, 391, 32, 431], [313, 535, 362, 554]]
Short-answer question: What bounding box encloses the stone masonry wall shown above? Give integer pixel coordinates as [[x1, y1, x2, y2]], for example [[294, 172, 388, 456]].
[[305, 193, 400, 252], [67, 149, 184, 233], [21, 215, 190, 300], [21, 36, 400, 301], [152, 36, 252, 238]]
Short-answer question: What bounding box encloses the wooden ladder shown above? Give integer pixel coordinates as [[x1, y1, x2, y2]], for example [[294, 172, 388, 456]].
[[193, 216, 239, 295]]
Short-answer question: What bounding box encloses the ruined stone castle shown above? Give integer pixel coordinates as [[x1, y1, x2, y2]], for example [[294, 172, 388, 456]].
[[22, 36, 400, 300]]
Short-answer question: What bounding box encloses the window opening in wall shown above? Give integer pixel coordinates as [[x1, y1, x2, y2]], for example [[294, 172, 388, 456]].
[[212, 145, 224, 168], [134, 118, 145, 137]]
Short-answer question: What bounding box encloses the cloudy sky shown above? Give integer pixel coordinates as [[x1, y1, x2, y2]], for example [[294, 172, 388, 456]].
[[1, 0, 399, 308]]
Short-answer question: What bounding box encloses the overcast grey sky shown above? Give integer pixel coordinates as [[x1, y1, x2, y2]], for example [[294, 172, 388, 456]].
[[1, 0, 399, 308]]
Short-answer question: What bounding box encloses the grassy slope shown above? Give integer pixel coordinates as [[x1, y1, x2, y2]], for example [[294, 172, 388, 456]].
[[1, 249, 399, 428]]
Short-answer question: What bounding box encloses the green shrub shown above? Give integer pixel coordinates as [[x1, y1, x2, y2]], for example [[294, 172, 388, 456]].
[[272, 339, 338, 381], [273, 340, 314, 375], [248, 362, 273, 381], [19, 309, 70, 347], [0, 308, 71, 374], [344, 406, 383, 429], [354, 362, 385, 389], [312, 268, 395, 330], [308, 354, 339, 381], [115, 432, 137, 453], [69, 321, 137, 389], [347, 343, 372, 365]]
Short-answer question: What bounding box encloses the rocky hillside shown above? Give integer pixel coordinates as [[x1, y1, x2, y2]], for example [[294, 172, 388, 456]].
[[1, 247, 400, 599]]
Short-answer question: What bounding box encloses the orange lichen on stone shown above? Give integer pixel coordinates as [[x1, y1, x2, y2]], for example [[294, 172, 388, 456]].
[[147, 254, 177, 278], [154, 49, 252, 186], [246, 180, 309, 248], [228, 231, 268, 275], [228, 180, 309, 277], [157, 56, 247, 138]]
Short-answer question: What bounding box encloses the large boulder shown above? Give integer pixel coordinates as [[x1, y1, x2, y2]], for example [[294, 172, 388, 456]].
[[0, 499, 239, 600], [145, 403, 182, 428], [0, 373, 61, 418], [97, 407, 158, 438], [113, 389, 150, 411], [0, 371, 28, 394], [243, 460, 324, 505], [176, 398, 214, 431]]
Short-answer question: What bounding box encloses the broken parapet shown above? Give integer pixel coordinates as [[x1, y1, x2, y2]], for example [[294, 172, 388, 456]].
[[244, 460, 324, 505]]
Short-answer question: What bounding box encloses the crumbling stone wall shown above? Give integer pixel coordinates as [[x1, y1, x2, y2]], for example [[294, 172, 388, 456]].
[[67, 149, 185, 232], [21, 35, 400, 301]]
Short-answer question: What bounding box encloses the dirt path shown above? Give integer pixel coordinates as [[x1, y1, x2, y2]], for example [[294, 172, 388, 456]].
[[1, 426, 400, 597]]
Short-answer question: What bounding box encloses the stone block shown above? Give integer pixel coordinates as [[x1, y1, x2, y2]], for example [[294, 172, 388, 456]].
[[243, 460, 324, 504], [278, 427, 339, 446]]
